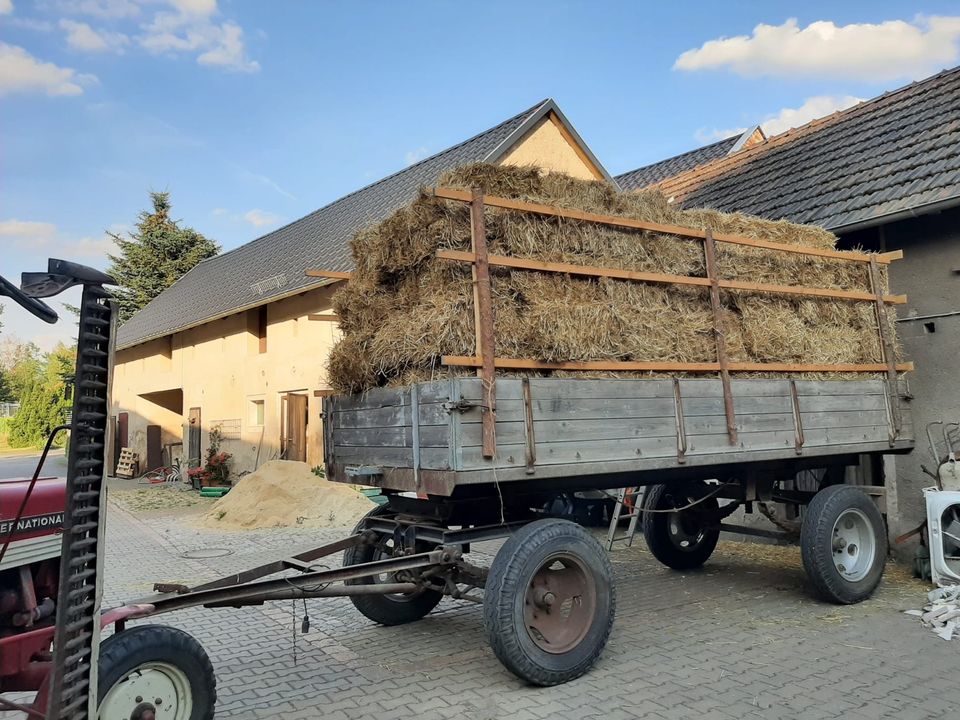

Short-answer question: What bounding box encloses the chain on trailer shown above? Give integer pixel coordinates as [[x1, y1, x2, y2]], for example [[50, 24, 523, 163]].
[[46, 284, 115, 719]]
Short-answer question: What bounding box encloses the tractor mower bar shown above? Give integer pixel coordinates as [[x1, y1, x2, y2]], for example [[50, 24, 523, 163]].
[[131, 545, 460, 615]]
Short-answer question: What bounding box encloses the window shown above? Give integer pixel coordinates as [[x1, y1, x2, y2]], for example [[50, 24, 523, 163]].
[[249, 399, 265, 426]]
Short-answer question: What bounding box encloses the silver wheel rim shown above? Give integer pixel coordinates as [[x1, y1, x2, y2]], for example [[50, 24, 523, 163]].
[[99, 661, 193, 720], [667, 504, 707, 552], [831, 508, 876, 582]]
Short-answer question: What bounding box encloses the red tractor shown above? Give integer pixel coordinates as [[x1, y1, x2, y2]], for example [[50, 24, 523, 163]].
[[0, 262, 204, 720]]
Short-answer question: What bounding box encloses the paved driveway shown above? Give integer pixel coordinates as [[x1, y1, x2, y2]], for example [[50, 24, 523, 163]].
[[98, 503, 954, 720]]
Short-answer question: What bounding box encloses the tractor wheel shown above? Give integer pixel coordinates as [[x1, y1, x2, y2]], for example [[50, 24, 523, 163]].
[[97, 625, 215, 720], [483, 518, 615, 686], [343, 505, 443, 626]]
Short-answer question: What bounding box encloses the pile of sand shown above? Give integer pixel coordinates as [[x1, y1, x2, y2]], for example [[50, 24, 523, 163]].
[[328, 163, 899, 393], [201, 460, 373, 530]]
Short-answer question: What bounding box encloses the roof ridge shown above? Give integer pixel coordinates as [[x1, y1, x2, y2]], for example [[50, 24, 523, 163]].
[[649, 65, 960, 198]]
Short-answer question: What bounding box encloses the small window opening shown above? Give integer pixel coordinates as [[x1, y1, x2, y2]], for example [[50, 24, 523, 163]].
[[250, 399, 265, 426], [258, 306, 268, 353], [924, 322, 937, 334]]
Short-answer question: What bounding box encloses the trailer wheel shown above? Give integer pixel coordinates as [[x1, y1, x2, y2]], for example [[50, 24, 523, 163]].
[[343, 505, 443, 626], [801, 485, 887, 604], [97, 625, 215, 720], [484, 518, 615, 686], [642, 483, 720, 570]]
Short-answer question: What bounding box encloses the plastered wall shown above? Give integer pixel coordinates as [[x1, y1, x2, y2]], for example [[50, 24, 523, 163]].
[[112, 285, 340, 474]]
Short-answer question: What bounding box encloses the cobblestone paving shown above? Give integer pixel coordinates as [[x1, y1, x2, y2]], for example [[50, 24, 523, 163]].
[[74, 504, 960, 718]]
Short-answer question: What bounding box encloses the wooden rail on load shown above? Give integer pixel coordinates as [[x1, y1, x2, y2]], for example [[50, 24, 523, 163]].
[[306, 186, 911, 460]]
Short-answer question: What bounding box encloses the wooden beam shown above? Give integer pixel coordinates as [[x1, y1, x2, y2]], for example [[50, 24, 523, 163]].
[[441, 355, 914, 373], [703, 229, 737, 444], [305, 269, 353, 280], [308, 314, 340, 322], [470, 188, 497, 458], [431, 188, 899, 265], [436, 249, 907, 304], [438, 249, 710, 288], [720, 279, 906, 305]]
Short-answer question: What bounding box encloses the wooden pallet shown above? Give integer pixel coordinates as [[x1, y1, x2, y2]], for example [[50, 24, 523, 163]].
[[115, 447, 139, 478]]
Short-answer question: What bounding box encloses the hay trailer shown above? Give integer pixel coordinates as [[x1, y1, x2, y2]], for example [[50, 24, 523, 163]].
[[316, 187, 915, 685]]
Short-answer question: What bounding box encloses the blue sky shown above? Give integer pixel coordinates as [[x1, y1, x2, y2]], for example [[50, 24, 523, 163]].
[[4, 0, 960, 348]]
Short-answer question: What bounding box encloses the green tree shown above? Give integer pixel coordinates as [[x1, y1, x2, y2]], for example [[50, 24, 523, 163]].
[[0, 371, 11, 403], [107, 191, 220, 322], [6, 344, 75, 448], [0, 340, 42, 401]]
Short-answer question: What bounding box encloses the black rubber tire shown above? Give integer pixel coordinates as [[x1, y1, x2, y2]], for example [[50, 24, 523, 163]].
[[343, 504, 443, 626], [97, 625, 216, 720], [483, 518, 615, 686], [800, 485, 887, 604], [642, 483, 720, 570]]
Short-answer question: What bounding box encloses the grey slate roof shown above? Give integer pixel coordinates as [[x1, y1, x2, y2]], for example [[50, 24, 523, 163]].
[[117, 99, 610, 350], [648, 67, 960, 232], [615, 135, 739, 190]]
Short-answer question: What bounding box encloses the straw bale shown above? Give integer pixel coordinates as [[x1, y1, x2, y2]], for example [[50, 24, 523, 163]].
[[327, 163, 900, 393]]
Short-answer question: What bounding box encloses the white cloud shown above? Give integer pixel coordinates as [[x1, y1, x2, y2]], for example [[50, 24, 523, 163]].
[[61, 19, 130, 53], [693, 94, 864, 146], [0, 219, 57, 245], [405, 147, 429, 165], [694, 126, 746, 144], [243, 209, 282, 228], [674, 16, 960, 81], [0, 0, 13, 16], [196, 22, 257, 71], [59, 0, 141, 19], [0, 43, 98, 96], [68, 233, 118, 257], [761, 94, 863, 135], [0, 219, 119, 258], [169, 0, 217, 17], [8, 17, 55, 32], [211, 207, 283, 228], [139, 3, 259, 72]]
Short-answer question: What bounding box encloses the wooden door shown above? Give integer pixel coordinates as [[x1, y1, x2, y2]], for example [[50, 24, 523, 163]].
[[146, 425, 162, 471], [188, 407, 201, 466], [282, 393, 308, 462]]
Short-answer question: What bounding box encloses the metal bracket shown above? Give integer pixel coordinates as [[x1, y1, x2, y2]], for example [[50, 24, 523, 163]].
[[673, 379, 687, 464], [789, 380, 805, 455], [443, 399, 477, 414]]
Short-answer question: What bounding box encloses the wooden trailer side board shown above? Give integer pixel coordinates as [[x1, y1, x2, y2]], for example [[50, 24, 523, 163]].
[[324, 377, 913, 494]]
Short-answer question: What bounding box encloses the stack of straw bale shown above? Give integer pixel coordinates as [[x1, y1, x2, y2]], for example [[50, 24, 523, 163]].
[[328, 164, 896, 393]]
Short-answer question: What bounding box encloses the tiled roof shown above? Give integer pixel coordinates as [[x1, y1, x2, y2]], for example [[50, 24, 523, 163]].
[[117, 99, 589, 350], [615, 135, 739, 190], [648, 67, 960, 231]]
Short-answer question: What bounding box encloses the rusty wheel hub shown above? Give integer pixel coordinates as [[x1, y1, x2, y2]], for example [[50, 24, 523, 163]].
[[523, 553, 597, 654]]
